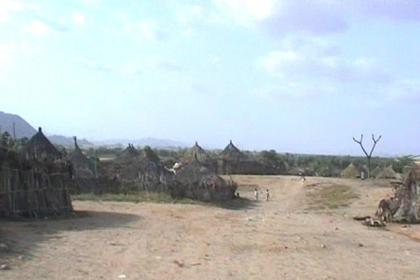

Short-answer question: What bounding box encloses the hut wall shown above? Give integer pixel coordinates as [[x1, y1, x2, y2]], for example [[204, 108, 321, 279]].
[[0, 166, 73, 218]]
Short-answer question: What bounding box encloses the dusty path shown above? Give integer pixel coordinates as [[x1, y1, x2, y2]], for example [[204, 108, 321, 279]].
[[1, 175, 420, 280]]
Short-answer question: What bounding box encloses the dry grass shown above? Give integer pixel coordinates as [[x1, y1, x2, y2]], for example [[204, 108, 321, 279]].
[[306, 183, 359, 210]]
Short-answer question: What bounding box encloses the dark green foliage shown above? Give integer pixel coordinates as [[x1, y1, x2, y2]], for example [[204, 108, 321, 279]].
[[392, 156, 416, 173]]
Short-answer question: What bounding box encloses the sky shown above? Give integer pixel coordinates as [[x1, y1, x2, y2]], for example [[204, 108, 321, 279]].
[[0, 0, 419, 155]]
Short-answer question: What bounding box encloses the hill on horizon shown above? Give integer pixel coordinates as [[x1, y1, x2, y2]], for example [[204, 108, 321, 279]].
[[0, 111, 37, 138]]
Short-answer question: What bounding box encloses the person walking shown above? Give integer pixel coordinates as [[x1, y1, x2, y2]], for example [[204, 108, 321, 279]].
[[266, 189, 270, 201], [254, 187, 259, 201]]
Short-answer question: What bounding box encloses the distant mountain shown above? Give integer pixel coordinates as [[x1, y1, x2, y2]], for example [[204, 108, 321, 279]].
[[0, 111, 37, 138], [47, 135, 93, 148], [93, 137, 187, 149]]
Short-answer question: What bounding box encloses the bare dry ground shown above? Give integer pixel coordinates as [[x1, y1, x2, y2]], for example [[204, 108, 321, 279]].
[[2, 175, 420, 280]]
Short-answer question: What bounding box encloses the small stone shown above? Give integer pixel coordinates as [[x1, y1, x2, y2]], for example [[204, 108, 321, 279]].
[[118, 274, 126, 279], [0, 264, 10, 270], [358, 243, 364, 247], [321, 244, 327, 249]]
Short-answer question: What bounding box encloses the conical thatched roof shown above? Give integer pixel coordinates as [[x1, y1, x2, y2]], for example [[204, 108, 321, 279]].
[[69, 137, 90, 166], [69, 137, 94, 178], [376, 165, 400, 179], [184, 142, 211, 163], [140, 146, 160, 163], [371, 166, 382, 178], [173, 160, 236, 202], [24, 127, 61, 161], [340, 163, 359, 178], [220, 140, 244, 161], [117, 144, 140, 162], [110, 145, 165, 183]]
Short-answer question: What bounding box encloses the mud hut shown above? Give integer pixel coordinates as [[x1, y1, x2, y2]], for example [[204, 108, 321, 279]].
[[69, 137, 95, 179], [340, 163, 360, 178], [0, 146, 72, 218], [23, 127, 61, 161], [172, 160, 237, 202], [392, 166, 420, 223]]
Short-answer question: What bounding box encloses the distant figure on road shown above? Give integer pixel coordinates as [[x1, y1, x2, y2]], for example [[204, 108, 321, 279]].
[[254, 188, 259, 201], [266, 189, 270, 201], [299, 172, 306, 182]]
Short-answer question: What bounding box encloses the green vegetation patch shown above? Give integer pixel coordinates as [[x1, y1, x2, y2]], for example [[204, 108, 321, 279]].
[[72, 192, 198, 205], [306, 184, 359, 211]]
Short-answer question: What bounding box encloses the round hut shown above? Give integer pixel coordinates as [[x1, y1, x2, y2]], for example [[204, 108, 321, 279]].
[[183, 142, 211, 163], [220, 140, 244, 161], [69, 136, 95, 179], [217, 140, 245, 174], [0, 145, 72, 218], [371, 166, 382, 178], [340, 163, 359, 178], [23, 127, 62, 161], [172, 160, 237, 202], [111, 144, 172, 192], [376, 165, 400, 180]]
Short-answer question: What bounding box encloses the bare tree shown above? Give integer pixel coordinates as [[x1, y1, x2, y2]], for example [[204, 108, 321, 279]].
[[352, 134, 382, 178]]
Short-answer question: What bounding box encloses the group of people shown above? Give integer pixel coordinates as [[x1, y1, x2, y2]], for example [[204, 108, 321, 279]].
[[254, 187, 270, 201]]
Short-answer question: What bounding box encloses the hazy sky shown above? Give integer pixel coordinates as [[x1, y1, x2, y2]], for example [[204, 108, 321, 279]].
[[0, 0, 419, 155]]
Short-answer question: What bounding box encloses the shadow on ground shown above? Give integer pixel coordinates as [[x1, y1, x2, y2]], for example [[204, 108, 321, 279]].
[[0, 210, 140, 262], [212, 197, 259, 210]]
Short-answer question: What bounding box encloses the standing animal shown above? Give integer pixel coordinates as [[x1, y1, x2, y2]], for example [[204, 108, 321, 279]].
[[376, 198, 399, 222]]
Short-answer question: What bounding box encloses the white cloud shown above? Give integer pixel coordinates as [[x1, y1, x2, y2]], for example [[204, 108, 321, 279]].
[[138, 20, 159, 41], [176, 4, 206, 35], [72, 12, 86, 26], [257, 38, 390, 84], [0, 0, 34, 22], [255, 83, 338, 101], [212, 0, 420, 35], [214, 0, 276, 24], [123, 19, 163, 42], [386, 80, 420, 102], [177, 4, 205, 26], [24, 20, 51, 37]]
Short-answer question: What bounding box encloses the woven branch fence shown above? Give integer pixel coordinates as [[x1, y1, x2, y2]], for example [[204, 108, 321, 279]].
[[0, 166, 73, 218]]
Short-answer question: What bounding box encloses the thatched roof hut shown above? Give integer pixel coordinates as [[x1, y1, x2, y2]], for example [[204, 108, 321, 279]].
[[371, 166, 382, 178], [69, 137, 94, 178], [220, 140, 244, 161], [0, 145, 72, 218], [184, 142, 211, 163], [117, 144, 140, 161], [172, 160, 237, 202], [109, 144, 171, 191], [376, 165, 400, 180], [340, 163, 359, 178], [23, 127, 61, 161]]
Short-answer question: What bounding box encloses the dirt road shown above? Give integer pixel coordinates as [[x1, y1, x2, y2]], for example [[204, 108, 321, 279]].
[[1, 175, 420, 279]]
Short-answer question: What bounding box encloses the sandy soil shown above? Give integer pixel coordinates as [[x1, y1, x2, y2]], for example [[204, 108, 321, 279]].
[[1, 175, 420, 280]]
